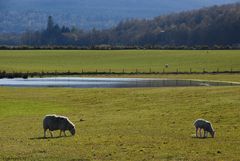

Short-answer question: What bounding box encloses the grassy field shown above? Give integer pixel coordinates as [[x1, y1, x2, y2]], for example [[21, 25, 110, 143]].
[[0, 86, 240, 161], [0, 50, 239, 160], [0, 50, 239, 73]]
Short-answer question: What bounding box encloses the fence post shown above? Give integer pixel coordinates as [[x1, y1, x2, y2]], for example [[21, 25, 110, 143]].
[[149, 68, 151, 73], [190, 68, 192, 73]]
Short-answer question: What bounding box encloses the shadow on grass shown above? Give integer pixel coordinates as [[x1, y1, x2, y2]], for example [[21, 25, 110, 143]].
[[29, 135, 72, 140], [191, 136, 214, 139]]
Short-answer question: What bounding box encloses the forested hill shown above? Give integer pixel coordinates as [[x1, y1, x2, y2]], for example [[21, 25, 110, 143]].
[[2, 3, 240, 47], [0, 0, 239, 33], [106, 3, 240, 46]]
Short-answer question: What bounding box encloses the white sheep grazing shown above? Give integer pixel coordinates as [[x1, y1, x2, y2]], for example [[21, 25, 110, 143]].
[[194, 119, 215, 138], [43, 114, 75, 138]]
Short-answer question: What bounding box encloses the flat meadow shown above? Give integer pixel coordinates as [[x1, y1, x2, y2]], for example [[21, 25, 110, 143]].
[[0, 50, 240, 160], [0, 87, 240, 160], [0, 50, 239, 73]]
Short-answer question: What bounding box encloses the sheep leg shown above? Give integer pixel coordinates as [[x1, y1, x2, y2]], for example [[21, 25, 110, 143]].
[[196, 127, 199, 137], [44, 129, 47, 138], [60, 130, 62, 137], [204, 131, 208, 138], [64, 131, 66, 137], [199, 128, 202, 138], [50, 131, 53, 137]]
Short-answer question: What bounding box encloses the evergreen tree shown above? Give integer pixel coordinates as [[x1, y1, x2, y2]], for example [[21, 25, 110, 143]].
[[47, 16, 54, 33]]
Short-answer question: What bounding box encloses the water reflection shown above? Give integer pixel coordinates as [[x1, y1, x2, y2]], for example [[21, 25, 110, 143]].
[[0, 77, 238, 88]]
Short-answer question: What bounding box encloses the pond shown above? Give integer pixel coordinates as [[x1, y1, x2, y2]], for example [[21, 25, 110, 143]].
[[0, 77, 238, 88]]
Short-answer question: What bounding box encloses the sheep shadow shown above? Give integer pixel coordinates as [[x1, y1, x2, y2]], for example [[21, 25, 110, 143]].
[[191, 135, 213, 139], [29, 135, 72, 140]]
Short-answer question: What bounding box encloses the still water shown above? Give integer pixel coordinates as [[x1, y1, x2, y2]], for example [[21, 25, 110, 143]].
[[0, 77, 238, 88]]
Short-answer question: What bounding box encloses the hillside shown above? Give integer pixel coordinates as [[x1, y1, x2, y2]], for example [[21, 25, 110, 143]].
[[0, 3, 239, 46], [0, 0, 239, 33], [106, 3, 240, 46]]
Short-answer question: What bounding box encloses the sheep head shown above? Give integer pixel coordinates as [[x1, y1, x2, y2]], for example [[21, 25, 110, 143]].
[[70, 127, 76, 136], [210, 131, 215, 138]]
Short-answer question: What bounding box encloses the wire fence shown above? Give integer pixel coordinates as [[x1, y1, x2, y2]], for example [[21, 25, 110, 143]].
[[0, 68, 240, 79]]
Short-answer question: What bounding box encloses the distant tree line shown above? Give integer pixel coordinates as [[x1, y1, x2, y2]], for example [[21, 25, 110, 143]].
[[0, 44, 238, 50], [2, 3, 240, 48]]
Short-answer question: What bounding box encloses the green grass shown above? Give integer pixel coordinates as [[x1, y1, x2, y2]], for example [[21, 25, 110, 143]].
[[0, 86, 240, 160], [0, 50, 239, 73], [0, 49, 240, 160]]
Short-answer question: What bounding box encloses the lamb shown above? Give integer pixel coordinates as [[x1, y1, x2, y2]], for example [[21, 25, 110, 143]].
[[194, 119, 215, 138], [43, 114, 76, 138]]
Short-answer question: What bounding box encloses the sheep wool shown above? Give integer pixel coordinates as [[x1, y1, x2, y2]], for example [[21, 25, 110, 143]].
[[43, 114, 75, 138], [194, 118, 215, 138]]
